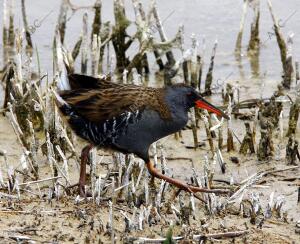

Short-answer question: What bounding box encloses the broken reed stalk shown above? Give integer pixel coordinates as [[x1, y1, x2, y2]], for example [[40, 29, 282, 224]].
[[152, 0, 175, 66], [8, 0, 15, 48], [218, 125, 223, 150], [26, 119, 39, 176], [3, 62, 15, 109], [182, 59, 189, 84], [112, 0, 131, 73], [57, 0, 69, 44], [81, 13, 88, 74], [89, 148, 97, 199], [252, 108, 259, 145], [216, 149, 226, 173], [128, 1, 182, 75], [227, 99, 235, 152], [193, 230, 249, 241], [55, 145, 70, 185], [91, 0, 102, 42], [283, 33, 294, 89], [235, 0, 248, 52], [267, 0, 288, 85], [239, 122, 255, 155], [35, 46, 41, 78], [15, 31, 23, 82], [202, 114, 214, 155], [247, 1, 260, 52], [190, 109, 198, 149], [190, 34, 198, 89], [6, 102, 38, 179], [198, 38, 206, 91], [257, 122, 274, 161], [154, 49, 164, 70], [286, 97, 300, 137], [211, 114, 224, 150], [21, 0, 33, 51], [91, 34, 101, 76], [197, 55, 202, 90], [204, 39, 218, 96], [190, 34, 199, 149], [2, 0, 9, 63], [207, 113, 216, 138], [136, 1, 150, 75], [72, 36, 83, 62], [296, 61, 299, 84]]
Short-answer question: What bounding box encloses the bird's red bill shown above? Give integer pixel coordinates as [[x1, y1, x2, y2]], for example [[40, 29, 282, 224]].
[[196, 99, 229, 119]]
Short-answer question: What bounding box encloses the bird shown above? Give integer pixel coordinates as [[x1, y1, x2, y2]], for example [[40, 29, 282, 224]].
[[54, 73, 229, 196]]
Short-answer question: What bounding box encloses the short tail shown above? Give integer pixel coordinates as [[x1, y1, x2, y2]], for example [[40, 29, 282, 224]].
[[52, 89, 91, 143], [52, 89, 74, 116]]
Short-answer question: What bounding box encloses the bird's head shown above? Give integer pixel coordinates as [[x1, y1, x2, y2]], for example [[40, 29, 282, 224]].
[[166, 84, 229, 119]]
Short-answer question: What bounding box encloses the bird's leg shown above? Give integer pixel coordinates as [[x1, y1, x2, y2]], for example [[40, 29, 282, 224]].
[[146, 161, 228, 194], [79, 144, 93, 197]]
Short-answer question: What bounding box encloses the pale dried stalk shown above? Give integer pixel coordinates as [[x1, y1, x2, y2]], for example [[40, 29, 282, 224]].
[[227, 97, 235, 152], [152, 143, 158, 167], [216, 149, 226, 174], [235, 0, 248, 51], [296, 61, 299, 84], [155, 180, 165, 208], [151, 0, 175, 65], [189, 34, 199, 148], [91, 34, 101, 76], [138, 206, 145, 230], [81, 13, 88, 74], [26, 119, 39, 173], [55, 145, 70, 185], [227, 172, 264, 204], [46, 132, 56, 185], [15, 30, 23, 83], [122, 154, 134, 196], [283, 33, 294, 89], [7, 103, 37, 175], [204, 39, 218, 95], [202, 113, 214, 155], [7, 0, 15, 48], [193, 230, 248, 241], [21, 0, 33, 49], [18, 176, 62, 187], [57, 0, 69, 43], [89, 148, 97, 199], [267, 0, 287, 74], [144, 177, 149, 206], [95, 176, 101, 205], [2, 0, 9, 52], [134, 161, 144, 190]]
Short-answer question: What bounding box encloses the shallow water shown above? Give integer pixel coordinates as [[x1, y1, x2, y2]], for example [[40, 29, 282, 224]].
[[0, 0, 299, 94]]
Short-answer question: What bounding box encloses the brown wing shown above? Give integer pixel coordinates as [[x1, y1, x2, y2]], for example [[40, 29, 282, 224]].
[[60, 85, 171, 123], [68, 73, 119, 90]]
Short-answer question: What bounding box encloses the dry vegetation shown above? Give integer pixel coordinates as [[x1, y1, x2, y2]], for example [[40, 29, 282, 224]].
[[0, 0, 299, 243]]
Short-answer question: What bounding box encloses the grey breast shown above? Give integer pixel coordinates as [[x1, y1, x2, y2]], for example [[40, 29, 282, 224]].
[[113, 108, 188, 159]]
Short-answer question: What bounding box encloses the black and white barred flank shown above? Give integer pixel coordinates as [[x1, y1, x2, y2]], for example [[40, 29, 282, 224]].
[[60, 103, 142, 146]]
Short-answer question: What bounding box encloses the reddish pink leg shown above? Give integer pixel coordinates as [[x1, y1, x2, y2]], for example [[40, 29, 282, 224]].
[[79, 144, 93, 197], [146, 161, 228, 194]]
